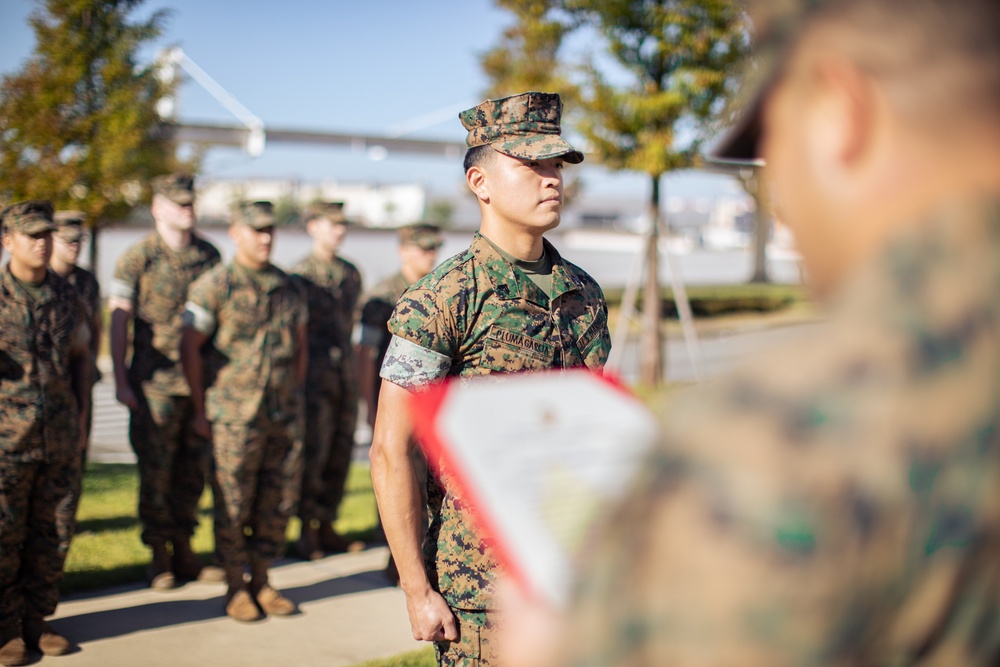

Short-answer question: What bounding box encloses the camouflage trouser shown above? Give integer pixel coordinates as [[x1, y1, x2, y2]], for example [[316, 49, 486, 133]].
[[129, 389, 211, 545], [435, 608, 502, 667], [211, 412, 304, 573], [0, 456, 81, 634], [298, 371, 358, 523]]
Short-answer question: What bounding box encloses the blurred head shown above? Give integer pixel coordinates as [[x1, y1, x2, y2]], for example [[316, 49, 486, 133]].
[[1, 200, 55, 274], [150, 173, 196, 232], [230, 201, 276, 269], [398, 223, 443, 280], [305, 202, 350, 256], [52, 210, 86, 266], [719, 0, 1000, 295]]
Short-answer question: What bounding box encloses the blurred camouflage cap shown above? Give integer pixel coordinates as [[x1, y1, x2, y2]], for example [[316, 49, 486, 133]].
[[1, 200, 56, 235], [712, 0, 829, 163], [460, 92, 584, 164], [54, 210, 86, 242], [304, 201, 351, 225], [398, 223, 443, 250], [234, 200, 276, 229], [151, 173, 195, 205]]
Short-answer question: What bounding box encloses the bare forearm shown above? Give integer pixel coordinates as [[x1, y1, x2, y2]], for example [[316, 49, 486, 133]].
[[370, 381, 431, 594], [180, 328, 207, 414], [357, 345, 377, 417], [109, 308, 130, 386]]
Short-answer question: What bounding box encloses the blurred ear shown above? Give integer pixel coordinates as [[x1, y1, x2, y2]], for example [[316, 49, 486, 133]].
[[466, 166, 490, 204], [809, 56, 878, 173]]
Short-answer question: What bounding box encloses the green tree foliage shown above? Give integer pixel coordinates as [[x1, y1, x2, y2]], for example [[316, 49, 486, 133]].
[[481, 0, 577, 101], [569, 0, 747, 176], [0, 0, 181, 265]]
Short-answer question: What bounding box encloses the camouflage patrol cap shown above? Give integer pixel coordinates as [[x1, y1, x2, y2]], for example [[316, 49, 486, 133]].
[[398, 223, 443, 251], [0, 200, 56, 235], [712, 0, 829, 163], [151, 173, 195, 205], [54, 210, 86, 242], [234, 200, 276, 229], [460, 92, 584, 164], [304, 201, 352, 226]]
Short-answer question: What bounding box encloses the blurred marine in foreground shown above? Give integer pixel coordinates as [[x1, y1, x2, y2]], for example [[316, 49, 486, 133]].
[[535, 1, 1000, 665]]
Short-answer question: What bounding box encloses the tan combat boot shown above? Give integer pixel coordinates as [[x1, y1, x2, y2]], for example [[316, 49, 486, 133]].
[[317, 521, 365, 554], [0, 626, 27, 667], [250, 562, 297, 616], [293, 522, 324, 561], [148, 540, 176, 591], [224, 569, 261, 623], [172, 537, 225, 583], [23, 618, 71, 656]]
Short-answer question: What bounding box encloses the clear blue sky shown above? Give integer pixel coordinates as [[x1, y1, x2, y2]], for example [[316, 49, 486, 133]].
[[0, 0, 737, 202]]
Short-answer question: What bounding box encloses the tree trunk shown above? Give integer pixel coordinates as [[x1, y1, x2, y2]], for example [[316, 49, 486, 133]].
[[748, 168, 770, 284], [639, 174, 664, 387], [88, 223, 100, 273]]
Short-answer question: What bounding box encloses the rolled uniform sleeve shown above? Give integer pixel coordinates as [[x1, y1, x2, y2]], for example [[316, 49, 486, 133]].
[[182, 271, 219, 336], [379, 287, 457, 390], [110, 248, 141, 303]]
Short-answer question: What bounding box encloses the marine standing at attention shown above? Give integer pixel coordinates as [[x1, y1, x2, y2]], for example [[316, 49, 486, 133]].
[[0, 201, 90, 665], [181, 201, 308, 623], [49, 210, 101, 462], [369, 92, 612, 666], [109, 173, 222, 590], [291, 202, 364, 560]]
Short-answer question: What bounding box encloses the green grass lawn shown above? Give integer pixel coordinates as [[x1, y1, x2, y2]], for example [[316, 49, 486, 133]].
[[64, 461, 379, 594], [353, 648, 436, 667]]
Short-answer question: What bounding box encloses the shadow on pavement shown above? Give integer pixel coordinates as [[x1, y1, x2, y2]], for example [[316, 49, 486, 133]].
[[51, 567, 392, 644]]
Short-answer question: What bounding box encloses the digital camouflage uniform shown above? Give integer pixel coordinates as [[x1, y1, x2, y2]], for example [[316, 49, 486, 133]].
[[382, 232, 611, 660], [184, 260, 308, 575], [110, 231, 220, 545], [64, 265, 100, 449], [291, 252, 361, 527], [563, 199, 1000, 667], [360, 271, 409, 379], [0, 203, 90, 639], [360, 223, 444, 415]]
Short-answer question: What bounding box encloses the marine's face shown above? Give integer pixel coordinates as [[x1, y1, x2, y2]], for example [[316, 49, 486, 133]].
[[231, 223, 274, 268], [3, 229, 53, 270], [152, 194, 196, 232], [309, 217, 348, 254], [400, 243, 440, 279], [53, 229, 82, 265], [484, 152, 565, 233]]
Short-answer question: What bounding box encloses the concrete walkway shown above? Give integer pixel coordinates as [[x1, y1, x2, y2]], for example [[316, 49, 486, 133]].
[[48, 547, 423, 667]]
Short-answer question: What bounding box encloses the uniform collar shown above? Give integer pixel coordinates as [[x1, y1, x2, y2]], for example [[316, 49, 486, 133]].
[[469, 232, 581, 308], [1, 264, 57, 306]]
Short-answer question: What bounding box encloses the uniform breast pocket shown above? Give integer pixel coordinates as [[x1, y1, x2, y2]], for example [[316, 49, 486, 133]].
[[480, 327, 555, 373]]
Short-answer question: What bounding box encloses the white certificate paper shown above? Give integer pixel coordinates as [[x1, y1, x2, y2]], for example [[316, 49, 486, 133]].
[[410, 370, 658, 607]]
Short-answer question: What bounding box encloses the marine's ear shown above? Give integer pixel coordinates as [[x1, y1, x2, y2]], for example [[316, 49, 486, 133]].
[[466, 165, 490, 204]]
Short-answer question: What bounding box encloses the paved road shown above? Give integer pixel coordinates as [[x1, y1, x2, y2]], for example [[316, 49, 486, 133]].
[[51, 548, 422, 667]]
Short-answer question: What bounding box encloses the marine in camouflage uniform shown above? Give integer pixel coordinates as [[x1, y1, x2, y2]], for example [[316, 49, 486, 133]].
[[370, 92, 611, 666], [358, 223, 444, 424], [547, 1, 1000, 665], [182, 201, 308, 622], [0, 201, 90, 663], [108, 174, 221, 589], [49, 211, 101, 464], [291, 202, 363, 559]]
